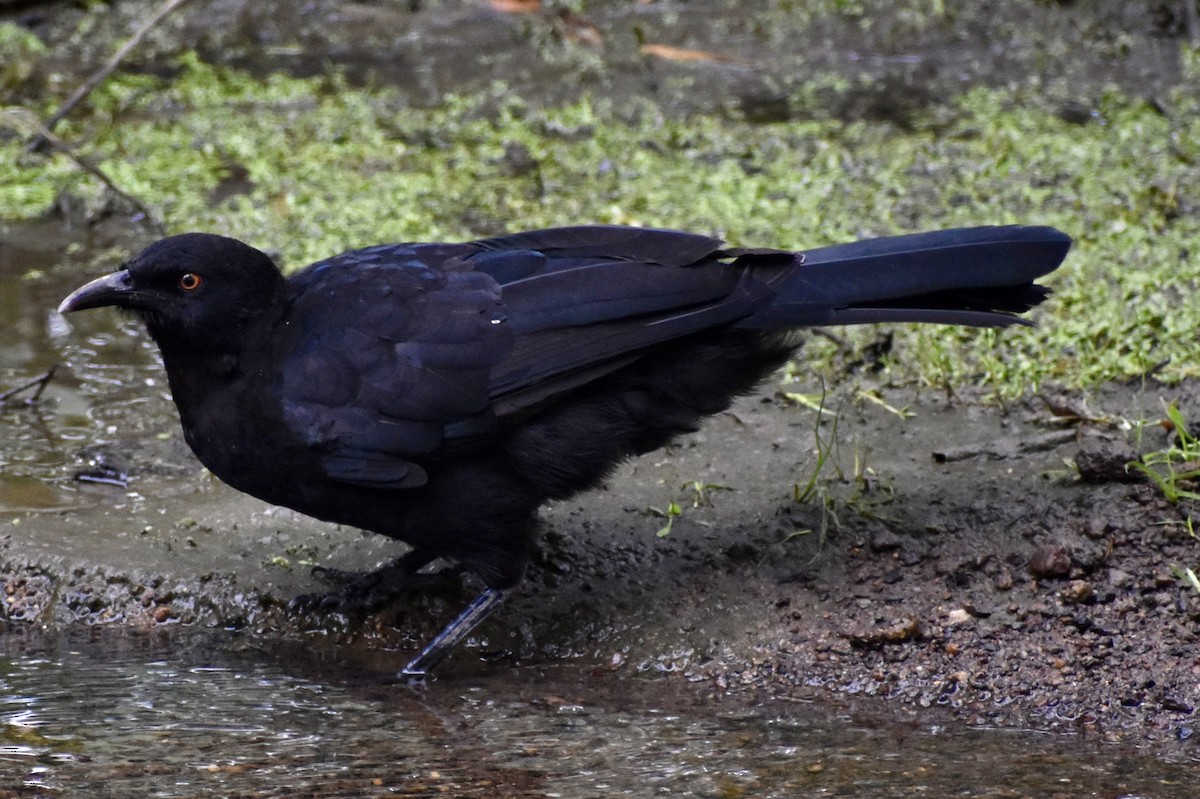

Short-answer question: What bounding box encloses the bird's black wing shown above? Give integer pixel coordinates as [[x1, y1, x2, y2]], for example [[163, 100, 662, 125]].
[[463, 226, 771, 415], [275, 243, 514, 489], [275, 227, 770, 488]]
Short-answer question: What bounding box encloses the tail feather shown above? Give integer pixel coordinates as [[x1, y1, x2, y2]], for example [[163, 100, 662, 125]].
[[736, 225, 1071, 329]]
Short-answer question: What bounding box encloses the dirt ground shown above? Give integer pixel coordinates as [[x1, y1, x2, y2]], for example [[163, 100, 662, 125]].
[[682, 382, 1199, 740], [521, 377, 1200, 746]]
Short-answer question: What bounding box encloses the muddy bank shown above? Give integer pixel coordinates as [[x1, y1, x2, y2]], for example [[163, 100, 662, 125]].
[[686, 384, 1200, 744], [474, 380, 1199, 747]]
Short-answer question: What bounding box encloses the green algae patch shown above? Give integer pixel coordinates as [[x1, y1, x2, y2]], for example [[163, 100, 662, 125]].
[[3, 51, 1198, 393], [0, 22, 47, 97]]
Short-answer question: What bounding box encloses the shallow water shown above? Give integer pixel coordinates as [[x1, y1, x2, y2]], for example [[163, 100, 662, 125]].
[[0, 627, 1195, 799]]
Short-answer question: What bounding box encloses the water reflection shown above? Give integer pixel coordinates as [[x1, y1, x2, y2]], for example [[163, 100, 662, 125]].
[[0, 628, 1194, 798], [1, 223, 177, 517]]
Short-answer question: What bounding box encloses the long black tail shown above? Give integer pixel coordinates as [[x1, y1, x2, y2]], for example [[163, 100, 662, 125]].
[[736, 225, 1071, 330]]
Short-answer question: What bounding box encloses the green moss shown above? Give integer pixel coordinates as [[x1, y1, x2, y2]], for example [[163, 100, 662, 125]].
[[2, 48, 1198, 394], [0, 22, 46, 97]]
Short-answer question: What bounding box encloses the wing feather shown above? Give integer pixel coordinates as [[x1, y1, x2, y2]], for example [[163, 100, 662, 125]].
[[276, 227, 762, 484], [277, 244, 512, 488]]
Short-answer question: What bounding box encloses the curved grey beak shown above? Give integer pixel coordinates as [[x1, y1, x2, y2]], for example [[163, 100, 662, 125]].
[[58, 270, 134, 314]]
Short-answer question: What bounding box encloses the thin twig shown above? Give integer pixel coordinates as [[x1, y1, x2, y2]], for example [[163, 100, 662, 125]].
[[2, 109, 164, 234], [931, 429, 1077, 464], [810, 327, 851, 350], [28, 0, 193, 151], [0, 366, 58, 406]]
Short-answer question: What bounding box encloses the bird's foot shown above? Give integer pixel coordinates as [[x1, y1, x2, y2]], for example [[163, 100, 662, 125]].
[[288, 548, 451, 615]]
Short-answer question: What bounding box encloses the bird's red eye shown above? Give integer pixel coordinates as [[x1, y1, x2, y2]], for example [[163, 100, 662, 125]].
[[179, 273, 203, 291]]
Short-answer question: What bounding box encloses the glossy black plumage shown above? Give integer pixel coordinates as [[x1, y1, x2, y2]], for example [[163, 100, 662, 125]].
[[58, 223, 1071, 676]]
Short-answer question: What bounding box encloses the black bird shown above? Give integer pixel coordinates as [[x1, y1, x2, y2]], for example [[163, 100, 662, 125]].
[[58, 224, 1070, 676]]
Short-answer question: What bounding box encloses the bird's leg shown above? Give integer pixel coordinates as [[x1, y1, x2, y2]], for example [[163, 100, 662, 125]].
[[289, 547, 452, 614], [401, 587, 513, 680]]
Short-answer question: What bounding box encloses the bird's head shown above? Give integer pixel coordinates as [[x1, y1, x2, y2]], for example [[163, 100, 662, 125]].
[[59, 233, 287, 357]]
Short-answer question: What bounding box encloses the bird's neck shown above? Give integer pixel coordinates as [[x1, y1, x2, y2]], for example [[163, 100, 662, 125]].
[[158, 347, 244, 431], [159, 347, 240, 381], [147, 302, 282, 382], [158, 343, 275, 453]]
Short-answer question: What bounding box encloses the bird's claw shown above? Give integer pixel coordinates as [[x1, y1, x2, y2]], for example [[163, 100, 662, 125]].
[[286, 589, 361, 616], [287, 577, 389, 616], [309, 564, 375, 586], [288, 551, 455, 617]]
